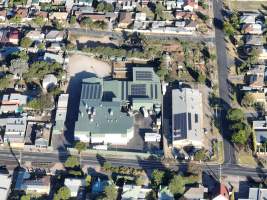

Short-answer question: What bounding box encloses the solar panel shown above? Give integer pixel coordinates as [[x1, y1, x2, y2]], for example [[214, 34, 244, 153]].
[[81, 83, 101, 100], [135, 71, 153, 81], [173, 113, 187, 140], [188, 113, 192, 130], [154, 84, 158, 99], [195, 114, 198, 123], [131, 84, 146, 96], [150, 84, 153, 98]]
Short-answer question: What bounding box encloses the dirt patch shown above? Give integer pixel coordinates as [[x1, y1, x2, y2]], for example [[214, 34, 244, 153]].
[[69, 35, 119, 46], [68, 54, 111, 78]]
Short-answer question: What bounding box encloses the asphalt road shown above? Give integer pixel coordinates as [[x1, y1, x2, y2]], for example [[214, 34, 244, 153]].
[[0, 149, 267, 179], [213, 0, 236, 165]]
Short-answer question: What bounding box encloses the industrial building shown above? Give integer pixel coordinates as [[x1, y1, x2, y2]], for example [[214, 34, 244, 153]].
[[172, 88, 204, 148], [74, 67, 162, 145]]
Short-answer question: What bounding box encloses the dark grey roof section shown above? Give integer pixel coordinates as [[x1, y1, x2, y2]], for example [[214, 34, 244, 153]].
[[121, 81, 124, 100], [173, 113, 187, 141], [188, 113, 192, 131], [135, 71, 153, 81], [154, 84, 158, 99], [150, 84, 153, 99], [81, 83, 102, 100], [195, 114, 198, 123], [131, 84, 146, 96]]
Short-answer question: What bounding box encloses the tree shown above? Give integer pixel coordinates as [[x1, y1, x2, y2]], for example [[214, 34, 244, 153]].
[[223, 21, 235, 36], [64, 156, 80, 168], [241, 93, 255, 107], [37, 42, 46, 51], [53, 19, 63, 30], [9, 16, 22, 24], [226, 108, 244, 122], [231, 129, 249, 145], [27, 94, 54, 111], [197, 72, 206, 84], [169, 175, 185, 196], [21, 195, 31, 200], [0, 76, 11, 91], [151, 169, 164, 188], [194, 149, 207, 161], [96, 2, 113, 12], [20, 37, 33, 50], [54, 186, 71, 200], [85, 175, 91, 187], [69, 15, 77, 25], [75, 141, 87, 154], [103, 184, 117, 200], [10, 58, 28, 77], [154, 2, 165, 20], [80, 17, 93, 29], [16, 50, 29, 61], [32, 16, 46, 27]]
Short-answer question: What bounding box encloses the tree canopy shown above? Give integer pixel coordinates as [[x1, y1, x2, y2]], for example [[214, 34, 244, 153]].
[[64, 156, 80, 168], [53, 186, 71, 200], [103, 184, 118, 200], [27, 94, 54, 111], [32, 16, 46, 27], [75, 141, 87, 154], [20, 37, 33, 49], [226, 108, 244, 122], [231, 129, 249, 145], [96, 2, 113, 12], [169, 175, 185, 196], [151, 169, 164, 188]]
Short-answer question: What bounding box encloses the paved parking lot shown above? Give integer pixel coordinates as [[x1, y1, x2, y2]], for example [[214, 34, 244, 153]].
[[110, 113, 161, 153]]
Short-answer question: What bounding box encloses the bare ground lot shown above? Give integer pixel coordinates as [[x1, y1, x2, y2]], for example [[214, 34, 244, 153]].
[[68, 54, 111, 78], [226, 0, 267, 11]]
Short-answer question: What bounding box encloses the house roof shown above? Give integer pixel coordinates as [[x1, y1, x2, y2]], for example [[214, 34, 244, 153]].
[[249, 187, 267, 199], [15, 8, 28, 18], [0, 173, 12, 200], [122, 185, 152, 200], [119, 12, 132, 24], [213, 183, 229, 200], [172, 88, 203, 143]]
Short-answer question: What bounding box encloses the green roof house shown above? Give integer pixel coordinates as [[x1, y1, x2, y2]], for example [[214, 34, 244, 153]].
[[74, 67, 162, 145]]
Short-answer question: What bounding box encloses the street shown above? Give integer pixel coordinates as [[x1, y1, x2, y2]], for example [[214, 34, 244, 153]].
[[0, 149, 267, 179], [213, 0, 236, 164]]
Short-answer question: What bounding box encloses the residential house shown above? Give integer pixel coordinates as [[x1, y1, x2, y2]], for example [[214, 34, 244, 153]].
[[47, 42, 63, 52], [245, 65, 266, 90], [240, 13, 257, 24], [172, 88, 204, 148], [122, 0, 137, 11], [64, 178, 86, 197], [243, 187, 267, 199], [175, 10, 197, 20], [183, 0, 198, 11], [121, 184, 152, 200], [0, 93, 27, 113], [0, 9, 7, 22], [9, 29, 19, 45], [165, 0, 177, 10], [15, 8, 29, 22], [44, 52, 64, 64], [42, 74, 58, 90], [212, 183, 230, 200], [15, 171, 51, 194], [135, 12, 146, 21], [75, 0, 93, 6], [118, 12, 133, 28], [25, 30, 45, 42], [34, 11, 49, 19], [24, 122, 50, 148], [49, 12, 68, 22], [74, 67, 162, 144], [0, 173, 12, 200], [242, 23, 263, 35], [244, 35, 263, 46], [253, 116, 267, 147], [39, 0, 52, 3], [158, 186, 174, 200], [176, 0, 184, 9], [45, 30, 65, 42], [53, 94, 69, 135], [183, 185, 208, 199], [3, 116, 27, 148], [52, 0, 66, 5]]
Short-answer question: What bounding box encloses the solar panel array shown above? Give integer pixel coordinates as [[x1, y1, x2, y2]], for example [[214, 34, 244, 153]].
[[81, 83, 102, 100], [173, 113, 187, 140], [131, 84, 146, 96], [135, 71, 153, 81]]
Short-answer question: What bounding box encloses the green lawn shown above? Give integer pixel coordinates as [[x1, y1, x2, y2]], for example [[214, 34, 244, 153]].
[[237, 150, 257, 167]]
